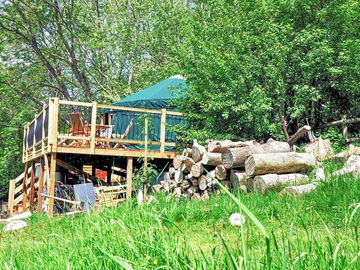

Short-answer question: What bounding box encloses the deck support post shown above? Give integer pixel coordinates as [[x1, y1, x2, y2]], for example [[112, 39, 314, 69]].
[[37, 157, 45, 213], [29, 161, 36, 209], [48, 153, 57, 217], [22, 162, 29, 212], [160, 109, 166, 155], [143, 118, 148, 201], [7, 179, 16, 216], [126, 157, 133, 199]]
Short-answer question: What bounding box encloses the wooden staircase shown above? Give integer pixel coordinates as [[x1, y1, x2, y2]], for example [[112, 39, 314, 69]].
[[7, 164, 40, 216]]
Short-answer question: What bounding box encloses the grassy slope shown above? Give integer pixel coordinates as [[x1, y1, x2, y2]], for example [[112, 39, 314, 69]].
[[0, 163, 359, 269]]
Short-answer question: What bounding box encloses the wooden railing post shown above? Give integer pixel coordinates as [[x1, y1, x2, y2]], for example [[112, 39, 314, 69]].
[[160, 109, 166, 154], [48, 152, 57, 217], [29, 162, 36, 209], [33, 118, 37, 158], [37, 158, 45, 213], [143, 118, 148, 201], [48, 98, 59, 151], [42, 105, 46, 154], [7, 179, 16, 216], [22, 162, 29, 212], [90, 102, 97, 154], [126, 157, 133, 199]]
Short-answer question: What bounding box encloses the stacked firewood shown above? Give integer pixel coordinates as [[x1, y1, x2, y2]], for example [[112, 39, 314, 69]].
[[152, 138, 317, 199]]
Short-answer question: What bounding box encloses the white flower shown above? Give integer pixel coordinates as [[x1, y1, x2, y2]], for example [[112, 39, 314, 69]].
[[229, 213, 246, 227], [109, 219, 116, 225], [215, 203, 219, 207]]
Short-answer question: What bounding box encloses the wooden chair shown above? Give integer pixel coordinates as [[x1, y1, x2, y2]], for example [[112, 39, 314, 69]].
[[68, 112, 86, 136]]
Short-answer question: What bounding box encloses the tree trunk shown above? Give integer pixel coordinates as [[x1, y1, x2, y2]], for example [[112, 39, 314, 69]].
[[215, 164, 227, 180], [230, 170, 247, 188], [280, 183, 317, 195], [245, 152, 315, 176], [202, 152, 222, 166], [191, 162, 204, 177], [253, 173, 309, 194], [192, 139, 206, 162], [206, 140, 258, 153], [222, 140, 290, 169]]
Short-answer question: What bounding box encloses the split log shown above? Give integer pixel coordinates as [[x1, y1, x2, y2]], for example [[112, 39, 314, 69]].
[[199, 175, 208, 191], [184, 148, 193, 158], [174, 170, 184, 183], [192, 139, 206, 162], [206, 140, 258, 153], [168, 167, 176, 176], [253, 173, 309, 194], [215, 164, 227, 180], [222, 140, 290, 169], [206, 170, 216, 187], [187, 186, 199, 195], [333, 155, 360, 177], [163, 172, 171, 181], [180, 180, 191, 191], [183, 157, 196, 172], [192, 192, 201, 200], [173, 155, 186, 170], [230, 170, 247, 188], [245, 152, 316, 176], [219, 180, 231, 189], [202, 152, 222, 166], [280, 183, 317, 196], [191, 162, 204, 177]]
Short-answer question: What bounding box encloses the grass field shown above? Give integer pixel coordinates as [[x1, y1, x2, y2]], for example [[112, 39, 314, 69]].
[[0, 162, 359, 269]]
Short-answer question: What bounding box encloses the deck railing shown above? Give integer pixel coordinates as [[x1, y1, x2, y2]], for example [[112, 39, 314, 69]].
[[23, 98, 184, 161]]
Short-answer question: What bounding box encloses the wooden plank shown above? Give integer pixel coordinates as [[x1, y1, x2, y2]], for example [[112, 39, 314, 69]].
[[44, 154, 50, 189], [21, 162, 29, 213], [48, 152, 57, 217], [37, 158, 45, 213], [318, 117, 360, 129], [98, 103, 183, 116], [95, 137, 176, 147], [160, 109, 166, 154], [7, 179, 16, 217], [57, 135, 91, 141], [56, 159, 97, 182], [32, 117, 37, 158], [29, 162, 36, 209], [90, 102, 97, 154], [143, 118, 148, 201], [42, 105, 46, 154], [58, 100, 92, 107], [126, 157, 133, 199]]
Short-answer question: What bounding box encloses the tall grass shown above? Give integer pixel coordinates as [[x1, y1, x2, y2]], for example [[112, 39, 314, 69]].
[[0, 163, 359, 269]]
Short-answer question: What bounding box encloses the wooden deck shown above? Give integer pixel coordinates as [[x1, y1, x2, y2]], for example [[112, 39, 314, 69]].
[[10, 98, 182, 217]]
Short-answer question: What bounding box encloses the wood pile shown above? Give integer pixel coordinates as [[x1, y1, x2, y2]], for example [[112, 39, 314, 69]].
[[152, 138, 318, 199]]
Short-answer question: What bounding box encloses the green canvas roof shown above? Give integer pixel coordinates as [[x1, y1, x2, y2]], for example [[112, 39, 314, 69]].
[[111, 75, 187, 110]]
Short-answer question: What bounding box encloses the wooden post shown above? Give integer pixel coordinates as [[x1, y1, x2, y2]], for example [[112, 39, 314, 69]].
[[7, 179, 16, 216], [44, 154, 50, 189], [92, 165, 96, 177], [48, 98, 59, 151], [342, 114, 348, 143], [107, 166, 112, 185], [90, 102, 97, 153], [37, 158, 45, 213], [22, 162, 29, 212], [143, 118, 148, 201], [126, 157, 133, 199], [160, 109, 166, 155], [32, 118, 37, 158], [29, 161, 36, 209], [48, 152, 57, 217], [22, 125, 26, 163], [42, 105, 46, 154]]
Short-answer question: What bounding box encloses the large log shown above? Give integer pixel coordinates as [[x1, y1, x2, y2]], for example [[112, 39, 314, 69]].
[[183, 157, 196, 172], [230, 170, 247, 188], [201, 152, 222, 166], [215, 164, 227, 180], [174, 169, 184, 183], [245, 152, 316, 176], [206, 140, 258, 153], [191, 162, 204, 177], [173, 155, 186, 170], [280, 183, 317, 195], [288, 125, 311, 145], [253, 173, 309, 194], [222, 140, 290, 169], [199, 175, 208, 191], [192, 139, 206, 162]]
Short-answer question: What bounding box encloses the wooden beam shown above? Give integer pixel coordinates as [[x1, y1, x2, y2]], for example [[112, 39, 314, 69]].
[[160, 109, 166, 154], [7, 179, 16, 217], [29, 162, 36, 209], [56, 159, 98, 182], [90, 102, 97, 154], [22, 162, 29, 213], [143, 118, 148, 201], [98, 104, 183, 116], [126, 157, 133, 199], [37, 158, 45, 213], [318, 117, 360, 129], [48, 152, 57, 217]]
